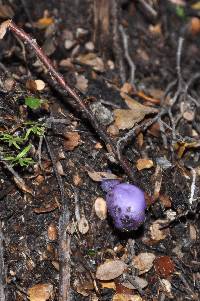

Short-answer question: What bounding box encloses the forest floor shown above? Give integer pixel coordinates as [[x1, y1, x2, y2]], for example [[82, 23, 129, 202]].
[[0, 0, 200, 300]]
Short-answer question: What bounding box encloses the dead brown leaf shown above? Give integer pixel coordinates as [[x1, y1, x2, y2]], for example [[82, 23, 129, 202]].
[[75, 74, 88, 93], [13, 176, 33, 194], [0, 19, 11, 39], [35, 17, 54, 29], [132, 253, 155, 275], [28, 283, 54, 301], [78, 216, 89, 234], [150, 219, 169, 241], [63, 131, 80, 151], [136, 158, 154, 171], [96, 260, 127, 281], [33, 200, 59, 214], [0, 5, 14, 18], [94, 197, 107, 220], [76, 53, 105, 72], [114, 93, 157, 130], [87, 170, 120, 182], [112, 293, 143, 301]]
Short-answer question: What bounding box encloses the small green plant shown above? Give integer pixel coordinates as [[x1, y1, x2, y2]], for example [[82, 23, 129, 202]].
[[25, 96, 43, 110], [0, 121, 46, 167], [175, 5, 186, 18], [4, 144, 34, 167]]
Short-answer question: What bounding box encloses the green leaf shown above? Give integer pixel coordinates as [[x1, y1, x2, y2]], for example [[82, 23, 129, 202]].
[[25, 97, 42, 110], [175, 5, 185, 18], [16, 144, 32, 159]]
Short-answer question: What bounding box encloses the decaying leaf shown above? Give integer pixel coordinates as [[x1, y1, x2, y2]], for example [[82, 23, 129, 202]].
[[122, 276, 148, 290], [96, 260, 127, 281], [120, 82, 133, 95], [150, 219, 169, 241], [75, 74, 88, 93], [87, 170, 120, 182], [33, 200, 59, 214], [35, 17, 54, 29], [56, 161, 65, 176], [0, 19, 11, 39], [0, 5, 14, 18], [76, 53, 105, 72], [78, 216, 89, 234], [35, 79, 46, 91], [191, 2, 200, 9], [100, 281, 116, 290], [94, 197, 107, 220], [14, 176, 33, 194], [160, 279, 172, 295], [154, 256, 175, 278], [132, 252, 155, 275], [73, 278, 94, 297], [112, 293, 143, 301], [28, 283, 54, 301], [136, 158, 154, 171], [114, 93, 157, 130], [63, 131, 80, 151]]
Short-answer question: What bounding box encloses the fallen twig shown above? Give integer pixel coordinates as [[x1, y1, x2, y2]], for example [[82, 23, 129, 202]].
[[0, 154, 32, 194], [45, 137, 71, 301], [119, 25, 136, 85], [0, 223, 5, 301], [1, 19, 134, 181], [111, 0, 126, 84]]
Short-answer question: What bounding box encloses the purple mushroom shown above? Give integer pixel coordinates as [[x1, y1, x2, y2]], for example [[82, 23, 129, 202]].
[[102, 180, 146, 231]]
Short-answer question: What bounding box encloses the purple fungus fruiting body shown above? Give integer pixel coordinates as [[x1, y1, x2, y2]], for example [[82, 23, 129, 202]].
[[101, 179, 121, 192], [102, 180, 146, 231]]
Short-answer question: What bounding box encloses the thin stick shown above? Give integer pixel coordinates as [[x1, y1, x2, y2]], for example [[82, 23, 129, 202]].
[[5, 20, 134, 181], [189, 168, 197, 205], [119, 25, 136, 85], [45, 137, 71, 301], [0, 222, 5, 301], [111, 0, 126, 84]]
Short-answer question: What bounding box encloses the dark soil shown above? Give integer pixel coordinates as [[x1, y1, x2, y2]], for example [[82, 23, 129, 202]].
[[0, 1, 200, 300]]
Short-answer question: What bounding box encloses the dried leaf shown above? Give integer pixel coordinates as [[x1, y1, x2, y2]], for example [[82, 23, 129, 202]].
[[33, 200, 59, 214], [100, 281, 116, 290], [35, 79, 45, 91], [154, 256, 175, 278], [150, 219, 169, 241], [35, 17, 54, 29], [76, 53, 105, 72], [94, 197, 107, 220], [75, 74, 88, 93], [160, 279, 172, 294], [112, 294, 143, 301], [56, 161, 65, 176], [28, 283, 54, 301], [63, 131, 80, 151], [132, 253, 155, 275], [0, 5, 14, 18], [159, 195, 172, 208], [73, 278, 94, 297], [87, 170, 120, 182], [189, 224, 197, 241], [120, 82, 133, 94], [136, 158, 153, 171], [78, 216, 89, 234], [96, 260, 127, 281], [122, 276, 148, 290], [191, 2, 200, 10], [47, 223, 58, 241], [14, 176, 33, 194], [0, 20, 11, 39], [114, 93, 157, 130]]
